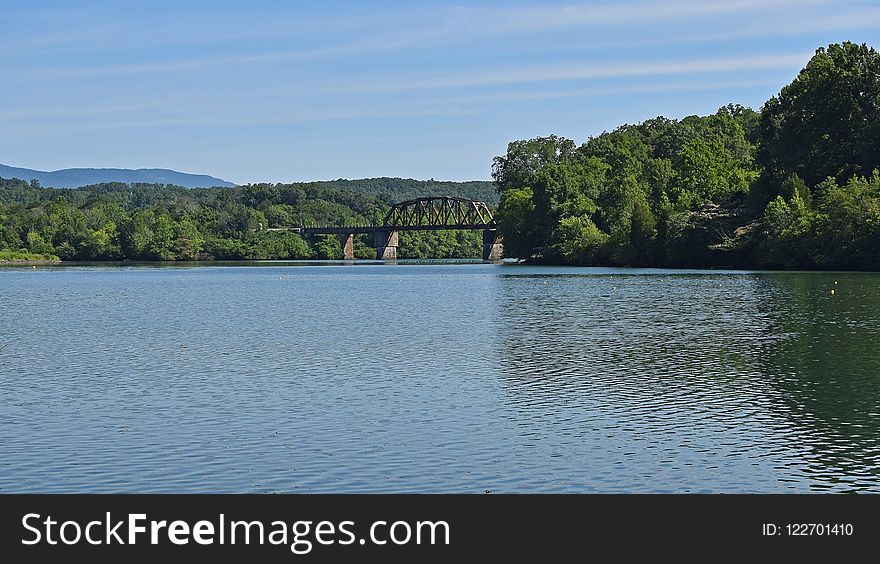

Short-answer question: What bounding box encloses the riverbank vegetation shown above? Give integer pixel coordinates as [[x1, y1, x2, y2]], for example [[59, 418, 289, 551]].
[[0, 179, 481, 261], [495, 42, 880, 269], [0, 250, 60, 263]]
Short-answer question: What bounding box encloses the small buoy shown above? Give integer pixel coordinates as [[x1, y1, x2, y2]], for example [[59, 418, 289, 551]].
[[831, 289, 836, 295], [834, 281, 838, 285], [32, 265, 36, 270]]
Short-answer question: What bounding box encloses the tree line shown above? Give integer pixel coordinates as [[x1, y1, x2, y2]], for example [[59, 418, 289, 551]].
[[0, 180, 480, 261], [494, 41, 880, 269]]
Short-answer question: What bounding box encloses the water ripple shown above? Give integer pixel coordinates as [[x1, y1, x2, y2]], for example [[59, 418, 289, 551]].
[[1, 264, 878, 492]]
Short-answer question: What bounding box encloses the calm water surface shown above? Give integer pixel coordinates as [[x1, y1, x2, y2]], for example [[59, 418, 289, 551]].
[[1, 262, 878, 492]]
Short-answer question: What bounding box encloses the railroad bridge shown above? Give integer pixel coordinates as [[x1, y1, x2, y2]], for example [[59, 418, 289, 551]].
[[296, 196, 503, 261]]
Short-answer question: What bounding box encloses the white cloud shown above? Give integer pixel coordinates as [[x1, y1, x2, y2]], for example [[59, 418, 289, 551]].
[[446, 78, 784, 104], [3, 0, 866, 83], [342, 53, 810, 92], [447, 0, 827, 35], [0, 106, 479, 132]]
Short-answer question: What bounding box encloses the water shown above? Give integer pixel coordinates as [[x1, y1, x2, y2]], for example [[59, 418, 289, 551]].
[[1, 262, 879, 492]]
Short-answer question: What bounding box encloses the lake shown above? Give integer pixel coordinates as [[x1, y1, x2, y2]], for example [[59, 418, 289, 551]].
[[1, 262, 878, 492]]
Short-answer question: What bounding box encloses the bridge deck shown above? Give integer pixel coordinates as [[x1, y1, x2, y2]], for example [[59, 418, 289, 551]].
[[298, 224, 495, 235], [269, 196, 498, 235]]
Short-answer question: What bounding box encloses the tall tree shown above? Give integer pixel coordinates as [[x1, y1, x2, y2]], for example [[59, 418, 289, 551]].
[[491, 135, 576, 193], [759, 42, 880, 187]]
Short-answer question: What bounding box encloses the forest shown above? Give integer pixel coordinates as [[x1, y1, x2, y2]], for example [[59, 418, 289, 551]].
[[494, 41, 880, 269], [0, 179, 482, 261]]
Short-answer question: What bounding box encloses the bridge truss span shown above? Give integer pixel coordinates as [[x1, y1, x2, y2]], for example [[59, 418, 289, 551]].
[[383, 196, 496, 231], [299, 195, 502, 261]]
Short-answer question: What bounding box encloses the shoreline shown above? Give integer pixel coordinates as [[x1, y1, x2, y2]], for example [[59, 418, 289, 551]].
[[0, 259, 62, 265], [1, 258, 876, 273]]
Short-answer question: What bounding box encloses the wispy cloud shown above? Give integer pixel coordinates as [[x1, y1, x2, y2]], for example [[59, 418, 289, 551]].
[[341, 53, 810, 92], [4, 0, 859, 84], [0, 77, 785, 128], [0, 106, 479, 133], [442, 0, 827, 36], [686, 6, 880, 42], [446, 78, 785, 104], [6, 47, 347, 82], [0, 103, 158, 121], [3, 1, 809, 53]]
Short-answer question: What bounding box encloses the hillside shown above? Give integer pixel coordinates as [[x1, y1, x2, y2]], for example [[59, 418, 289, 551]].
[[308, 178, 498, 205], [0, 165, 498, 203], [0, 163, 235, 189]]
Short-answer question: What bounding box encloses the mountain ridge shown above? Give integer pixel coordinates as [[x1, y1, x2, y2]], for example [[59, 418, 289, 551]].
[[0, 163, 235, 188]]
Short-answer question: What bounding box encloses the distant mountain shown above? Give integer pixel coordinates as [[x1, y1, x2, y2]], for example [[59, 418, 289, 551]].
[[0, 163, 235, 188]]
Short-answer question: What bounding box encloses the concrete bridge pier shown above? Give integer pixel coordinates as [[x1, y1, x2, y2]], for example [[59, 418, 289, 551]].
[[374, 230, 399, 260], [483, 229, 503, 261], [340, 233, 355, 260]]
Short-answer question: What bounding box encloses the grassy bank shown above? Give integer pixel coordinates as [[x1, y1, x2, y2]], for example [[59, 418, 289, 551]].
[[0, 250, 61, 263]]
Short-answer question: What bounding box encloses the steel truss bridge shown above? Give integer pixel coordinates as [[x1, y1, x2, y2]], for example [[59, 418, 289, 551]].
[[293, 196, 503, 260]]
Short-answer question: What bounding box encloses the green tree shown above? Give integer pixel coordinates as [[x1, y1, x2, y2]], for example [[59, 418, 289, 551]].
[[314, 235, 342, 259], [26, 231, 54, 255], [119, 209, 153, 259], [759, 42, 880, 187], [496, 187, 537, 259], [553, 215, 609, 264], [172, 217, 204, 260], [492, 135, 576, 193], [672, 136, 755, 208], [760, 190, 816, 267], [147, 212, 175, 260], [813, 171, 880, 268], [628, 198, 658, 263]]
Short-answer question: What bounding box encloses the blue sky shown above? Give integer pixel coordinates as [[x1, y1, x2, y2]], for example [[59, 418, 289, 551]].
[[2, 0, 878, 183]]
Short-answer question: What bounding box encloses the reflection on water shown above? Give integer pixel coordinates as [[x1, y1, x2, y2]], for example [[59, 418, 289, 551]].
[[0, 264, 877, 492], [758, 274, 880, 490]]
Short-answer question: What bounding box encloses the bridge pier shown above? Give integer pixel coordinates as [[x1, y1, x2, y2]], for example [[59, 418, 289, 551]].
[[483, 229, 503, 261], [374, 230, 398, 260], [301, 197, 499, 261], [340, 233, 355, 260]]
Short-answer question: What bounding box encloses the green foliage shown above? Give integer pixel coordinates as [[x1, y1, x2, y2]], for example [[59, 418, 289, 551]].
[[0, 177, 477, 261], [309, 178, 498, 205], [673, 136, 754, 206], [759, 191, 816, 267], [781, 174, 812, 207], [397, 230, 481, 259], [496, 187, 537, 259], [628, 198, 658, 263], [0, 250, 60, 262], [491, 42, 880, 270], [314, 235, 343, 260], [552, 215, 610, 264], [759, 42, 880, 188], [492, 136, 577, 193], [759, 171, 880, 269], [813, 172, 880, 268], [494, 105, 759, 265]]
